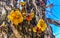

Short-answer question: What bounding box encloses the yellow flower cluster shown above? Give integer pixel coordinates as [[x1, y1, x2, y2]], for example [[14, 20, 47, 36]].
[[33, 19, 47, 32], [8, 10, 23, 25], [37, 19, 47, 32]]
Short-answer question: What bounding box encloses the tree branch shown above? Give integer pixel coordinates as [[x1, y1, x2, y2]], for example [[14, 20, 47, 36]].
[[47, 18, 60, 26]]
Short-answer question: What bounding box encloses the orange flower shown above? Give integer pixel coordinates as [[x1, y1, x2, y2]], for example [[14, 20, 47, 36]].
[[26, 12, 34, 21], [26, 15, 32, 21]]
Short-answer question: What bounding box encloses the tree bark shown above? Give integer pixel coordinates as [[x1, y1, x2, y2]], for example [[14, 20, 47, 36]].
[[11, 23, 22, 38]]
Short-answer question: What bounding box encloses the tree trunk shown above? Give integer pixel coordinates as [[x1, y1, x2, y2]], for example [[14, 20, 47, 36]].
[[11, 23, 22, 38]]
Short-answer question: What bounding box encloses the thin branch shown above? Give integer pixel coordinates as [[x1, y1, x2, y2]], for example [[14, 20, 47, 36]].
[[47, 18, 60, 26]]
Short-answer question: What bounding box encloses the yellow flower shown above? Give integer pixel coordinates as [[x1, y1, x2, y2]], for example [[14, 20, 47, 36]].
[[19, 2, 26, 6], [37, 19, 47, 32], [33, 26, 37, 32], [1, 22, 6, 27], [33, 27, 37, 32], [8, 9, 23, 25], [30, 12, 34, 18]]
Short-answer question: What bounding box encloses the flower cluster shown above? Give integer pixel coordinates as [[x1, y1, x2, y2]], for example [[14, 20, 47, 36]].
[[33, 19, 47, 32], [7, 2, 47, 33], [8, 10, 23, 25]]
